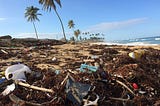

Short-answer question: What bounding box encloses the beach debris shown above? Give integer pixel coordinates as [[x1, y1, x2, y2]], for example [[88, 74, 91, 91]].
[[5, 64, 31, 81], [132, 83, 138, 89], [91, 55, 99, 59], [15, 80, 54, 93], [0, 49, 8, 54], [54, 70, 60, 75], [116, 80, 135, 96], [109, 97, 131, 102], [0, 77, 6, 84], [0, 42, 159, 105], [9, 93, 57, 106], [0, 71, 5, 76], [128, 49, 145, 59], [80, 64, 98, 73], [1, 83, 15, 96], [65, 74, 91, 106], [52, 57, 57, 62], [83, 94, 99, 106], [138, 90, 146, 95]]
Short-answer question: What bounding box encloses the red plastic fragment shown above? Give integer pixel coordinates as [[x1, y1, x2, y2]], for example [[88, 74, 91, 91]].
[[132, 83, 138, 89]]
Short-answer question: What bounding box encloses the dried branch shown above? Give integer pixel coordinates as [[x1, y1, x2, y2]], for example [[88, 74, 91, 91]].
[[116, 80, 135, 96], [15, 80, 54, 93], [109, 97, 132, 102]]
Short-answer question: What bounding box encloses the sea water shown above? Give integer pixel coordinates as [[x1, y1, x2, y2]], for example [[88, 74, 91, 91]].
[[107, 36, 160, 46]]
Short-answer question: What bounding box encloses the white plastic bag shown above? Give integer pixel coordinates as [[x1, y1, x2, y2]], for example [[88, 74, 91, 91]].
[[5, 64, 31, 81]]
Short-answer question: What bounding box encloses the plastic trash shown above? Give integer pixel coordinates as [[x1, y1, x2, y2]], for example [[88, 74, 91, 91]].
[[5, 64, 31, 81], [129, 50, 145, 59], [1, 83, 15, 96], [91, 55, 99, 59], [132, 83, 138, 89], [0, 77, 6, 84], [0, 71, 5, 76], [66, 75, 91, 106], [55, 70, 60, 75], [80, 64, 98, 73], [52, 57, 57, 62], [83, 94, 99, 106]]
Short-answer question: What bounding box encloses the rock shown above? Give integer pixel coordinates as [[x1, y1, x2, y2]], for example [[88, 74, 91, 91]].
[[0, 35, 12, 40]]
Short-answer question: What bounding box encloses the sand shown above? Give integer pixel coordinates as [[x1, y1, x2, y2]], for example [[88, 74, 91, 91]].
[[0, 42, 160, 105]]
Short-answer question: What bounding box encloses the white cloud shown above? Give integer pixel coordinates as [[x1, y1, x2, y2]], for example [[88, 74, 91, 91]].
[[13, 32, 72, 39], [0, 18, 6, 21], [86, 17, 148, 33]]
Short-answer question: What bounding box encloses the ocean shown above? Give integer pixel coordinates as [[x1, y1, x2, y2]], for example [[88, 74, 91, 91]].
[[107, 36, 160, 46]]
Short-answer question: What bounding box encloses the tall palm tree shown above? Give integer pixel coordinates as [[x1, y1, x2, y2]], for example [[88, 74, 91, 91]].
[[74, 29, 80, 41], [68, 20, 75, 38], [39, 0, 66, 41], [68, 20, 75, 29], [25, 6, 41, 39]]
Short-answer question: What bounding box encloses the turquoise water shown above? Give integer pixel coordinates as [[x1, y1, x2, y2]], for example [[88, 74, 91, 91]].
[[110, 36, 160, 45]]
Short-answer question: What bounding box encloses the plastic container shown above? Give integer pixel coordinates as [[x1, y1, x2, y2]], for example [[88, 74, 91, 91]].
[[129, 50, 145, 59], [80, 64, 98, 72], [5, 64, 31, 81]]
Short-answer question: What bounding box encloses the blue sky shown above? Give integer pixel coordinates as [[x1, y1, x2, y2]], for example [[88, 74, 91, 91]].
[[0, 0, 160, 41]]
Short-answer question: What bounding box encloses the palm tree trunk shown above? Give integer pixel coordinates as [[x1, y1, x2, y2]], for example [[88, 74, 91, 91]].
[[33, 22, 38, 39], [54, 9, 66, 42]]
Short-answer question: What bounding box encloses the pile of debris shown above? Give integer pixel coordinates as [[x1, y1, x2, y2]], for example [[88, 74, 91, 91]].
[[0, 42, 160, 106]]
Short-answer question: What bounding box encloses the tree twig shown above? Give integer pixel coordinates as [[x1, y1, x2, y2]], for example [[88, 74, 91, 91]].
[[15, 80, 54, 93], [60, 73, 69, 86], [116, 80, 135, 96], [109, 97, 132, 102]]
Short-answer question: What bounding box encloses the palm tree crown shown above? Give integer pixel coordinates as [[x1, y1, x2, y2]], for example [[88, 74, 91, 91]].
[[39, 0, 61, 10], [68, 20, 75, 29], [25, 6, 41, 39], [25, 6, 41, 22]]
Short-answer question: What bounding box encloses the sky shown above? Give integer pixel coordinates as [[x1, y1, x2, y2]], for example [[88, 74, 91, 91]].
[[0, 0, 160, 41]]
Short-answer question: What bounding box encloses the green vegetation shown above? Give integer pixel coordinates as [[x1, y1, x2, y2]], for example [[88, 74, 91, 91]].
[[25, 6, 41, 39]]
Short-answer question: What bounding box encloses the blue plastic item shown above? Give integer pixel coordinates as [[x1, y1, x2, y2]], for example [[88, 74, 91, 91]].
[[80, 64, 98, 72], [0, 77, 6, 84]]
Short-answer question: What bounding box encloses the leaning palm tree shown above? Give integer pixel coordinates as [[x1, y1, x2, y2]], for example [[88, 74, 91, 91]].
[[39, 0, 66, 41], [74, 29, 81, 41], [25, 6, 41, 39]]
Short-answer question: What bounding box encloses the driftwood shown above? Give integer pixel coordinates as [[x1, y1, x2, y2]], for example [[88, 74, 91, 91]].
[[15, 80, 54, 93], [109, 97, 132, 102], [1, 49, 8, 54], [116, 80, 135, 96]]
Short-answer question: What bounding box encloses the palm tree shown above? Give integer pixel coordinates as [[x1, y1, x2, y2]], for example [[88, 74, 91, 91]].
[[39, 0, 66, 41], [25, 6, 41, 39], [74, 29, 81, 41], [68, 20, 75, 29]]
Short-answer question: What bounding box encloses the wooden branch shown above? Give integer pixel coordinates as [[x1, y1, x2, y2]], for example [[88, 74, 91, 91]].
[[116, 80, 135, 96], [1, 49, 8, 54], [60, 73, 69, 86], [109, 97, 132, 102], [15, 80, 54, 93]]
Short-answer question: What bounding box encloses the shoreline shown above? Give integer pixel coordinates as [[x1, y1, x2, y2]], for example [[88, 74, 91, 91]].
[[90, 41, 160, 50]]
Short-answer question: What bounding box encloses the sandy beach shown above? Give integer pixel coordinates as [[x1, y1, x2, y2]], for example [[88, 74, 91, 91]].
[[0, 41, 160, 105]]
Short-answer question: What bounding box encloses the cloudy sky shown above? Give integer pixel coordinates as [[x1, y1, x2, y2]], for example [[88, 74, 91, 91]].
[[0, 0, 160, 41]]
